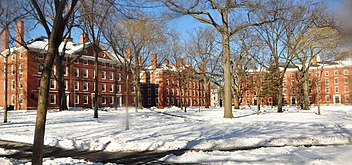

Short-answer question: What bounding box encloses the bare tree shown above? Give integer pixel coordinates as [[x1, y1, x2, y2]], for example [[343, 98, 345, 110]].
[[163, 0, 277, 118], [80, 0, 113, 118], [23, 0, 79, 164]]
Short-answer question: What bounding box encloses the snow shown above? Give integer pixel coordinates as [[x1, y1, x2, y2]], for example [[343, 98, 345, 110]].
[[0, 106, 352, 164], [0, 156, 116, 165]]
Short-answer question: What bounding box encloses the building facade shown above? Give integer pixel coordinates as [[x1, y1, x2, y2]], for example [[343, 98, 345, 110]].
[[140, 54, 211, 109], [0, 21, 135, 110], [240, 59, 352, 107]]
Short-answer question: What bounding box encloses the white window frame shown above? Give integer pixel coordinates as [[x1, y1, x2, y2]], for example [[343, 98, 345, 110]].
[[50, 94, 56, 104], [74, 81, 79, 90], [83, 82, 88, 91], [84, 95, 89, 104]]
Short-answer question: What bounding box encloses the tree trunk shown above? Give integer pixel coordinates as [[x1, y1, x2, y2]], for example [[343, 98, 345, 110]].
[[203, 77, 209, 108], [222, 31, 233, 118], [277, 79, 284, 113], [4, 55, 8, 123], [125, 74, 129, 130], [303, 70, 310, 110], [56, 56, 68, 111], [135, 63, 142, 111], [93, 47, 98, 118], [32, 46, 57, 165]]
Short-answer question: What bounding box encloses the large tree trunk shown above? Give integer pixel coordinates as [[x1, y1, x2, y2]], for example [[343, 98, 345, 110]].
[[203, 77, 209, 108], [4, 55, 8, 123], [93, 47, 98, 118], [222, 31, 233, 118], [57, 56, 68, 111], [277, 79, 284, 113], [125, 74, 129, 130], [303, 70, 310, 110], [32, 46, 57, 165], [135, 61, 142, 111]]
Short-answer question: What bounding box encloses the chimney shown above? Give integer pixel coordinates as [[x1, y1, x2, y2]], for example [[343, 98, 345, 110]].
[[1, 28, 9, 51], [312, 56, 317, 66], [80, 33, 89, 44], [126, 48, 132, 60], [16, 21, 24, 48], [151, 54, 157, 69], [163, 59, 169, 65], [177, 58, 184, 67]]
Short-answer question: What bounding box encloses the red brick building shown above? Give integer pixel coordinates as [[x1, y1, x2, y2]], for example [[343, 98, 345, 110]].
[[0, 22, 134, 110], [140, 54, 211, 108], [241, 59, 352, 106]]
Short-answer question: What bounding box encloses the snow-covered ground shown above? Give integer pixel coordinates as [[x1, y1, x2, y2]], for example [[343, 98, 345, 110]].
[[0, 105, 351, 164]]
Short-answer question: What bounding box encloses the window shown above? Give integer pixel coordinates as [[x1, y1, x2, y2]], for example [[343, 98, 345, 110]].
[[148, 98, 151, 105], [83, 82, 88, 91], [308, 80, 312, 85], [102, 62, 106, 68], [93, 83, 95, 91], [64, 67, 68, 76], [325, 78, 329, 84], [83, 59, 88, 65], [93, 71, 95, 79], [75, 95, 79, 104], [50, 94, 56, 104], [50, 79, 55, 89], [344, 70, 348, 75], [109, 84, 114, 92], [19, 94, 23, 103], [102, 83, 106, 92], [109, 63, 113, 68], [19, 79, 23, 89], [38, 54, 44, 59], [283, 82, 287, 87], [148, 89, 151, 95], [335, 86, 339, 93], [109, 72, 114, 80], [12, 95, 15, 104], [74, 68, 79, 77], [291, 73, 295, 78], [344, 77, 349, 84], [334, 70, 338, 76], [65, 80, 68, 90], [83, 69, 88, 78], [102, 71, 106, 79], [102, 96, 106, 104], [334, 78, 339, 84], [309, 88, 312, 94], [316, 72, 320, 77], [84, 95, 88, 104], [166, 88, 169, 95], [326, 87, 330, 93], [246, 98, 250, 104], [52, 66, 56, 75], [74, 81, 79, 90], [19, 64, 23, 73], [75, 59, 79, 64], [11, 80, 15, 90], [20, 52, 23, 59], [344, 86, 349, 93], [110, 96, 114, 104], [117, 73, 121, 81], [345, 95, 350, 103], [117, 85, 121, 93], [12, 53, 15, 60], [11, 65, 15, 75], [325, 95, 330, 102], [283, 89, 287, 95], [325, 71, 329, 76]]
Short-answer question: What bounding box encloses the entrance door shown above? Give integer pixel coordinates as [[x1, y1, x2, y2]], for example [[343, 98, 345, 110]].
[[334, 95, 340, 104], [253, 98, 257, 105], [291, 97, 296, 105]]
